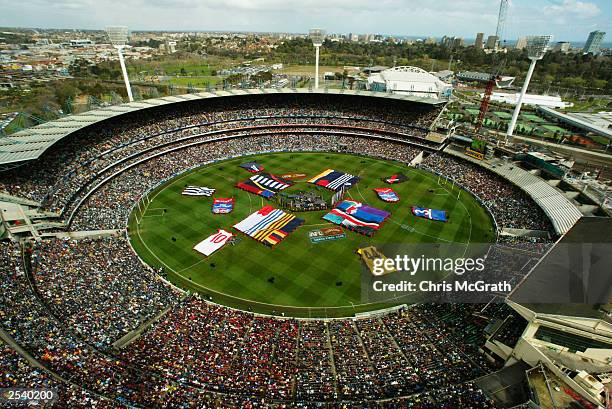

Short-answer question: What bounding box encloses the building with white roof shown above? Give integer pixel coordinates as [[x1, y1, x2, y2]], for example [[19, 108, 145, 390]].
[[489, 92, 572, 109], [366, 66, 452, 99]]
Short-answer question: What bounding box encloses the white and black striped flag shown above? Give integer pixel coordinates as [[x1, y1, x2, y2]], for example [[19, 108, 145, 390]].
[[182, 186, 215, 196]]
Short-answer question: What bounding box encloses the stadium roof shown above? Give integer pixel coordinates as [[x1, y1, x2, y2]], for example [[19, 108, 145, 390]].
[[367, 66, 452, 96], [0, 88, 445, 166], [537, 106, 612, 140], [509, 217, 612, 323], [457, 71, 515, 87]]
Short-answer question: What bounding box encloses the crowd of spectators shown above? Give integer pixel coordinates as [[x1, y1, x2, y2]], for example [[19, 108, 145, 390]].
[[0, 341, 111, 408], [30, 237, 181, 348], [1, 237, 504, 407], [296, 321, 337, 401], [421, 154, 554, 233], [383, 383, 498, 408], [355, 318, 421, 397], [329, 320, 379, 400]]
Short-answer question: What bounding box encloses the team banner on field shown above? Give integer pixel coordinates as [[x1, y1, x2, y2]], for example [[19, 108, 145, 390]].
[[236, 173, 292, 199], [212, 198, 234, 214], [382, 173, 408, 184], [239, 162, 264, 173], [182, 186, 215, 196], [374, 188, 400, 202], [233, 205, 304, 247], [358, 246, 397, 276], [308, 168, 360, 191], [193, 229, 233, 256], [411, 206, 448, 222], [323, 200, 390, 237]]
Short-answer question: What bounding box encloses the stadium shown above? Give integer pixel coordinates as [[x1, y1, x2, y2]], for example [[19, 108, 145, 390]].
[[0, 89, 610, 408]]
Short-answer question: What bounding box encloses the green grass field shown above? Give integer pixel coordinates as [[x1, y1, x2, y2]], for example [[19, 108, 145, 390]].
[[522, 113, 546, 123], [129, 152, 495, 317], [493, 111, 512, 119], [164, 76, 223, 87], [542, 124, 569, 134]]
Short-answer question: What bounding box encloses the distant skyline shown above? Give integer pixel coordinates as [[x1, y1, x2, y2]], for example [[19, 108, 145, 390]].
[[0, 0, 610, 42]]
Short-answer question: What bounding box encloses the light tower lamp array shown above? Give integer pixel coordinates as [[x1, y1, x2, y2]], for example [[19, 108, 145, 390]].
[[505, 35, 552, 142], [309, 29, 326, 90], [106, 26, 134, 103]]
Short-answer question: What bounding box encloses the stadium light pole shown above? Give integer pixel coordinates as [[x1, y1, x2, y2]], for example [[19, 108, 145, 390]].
[[505, 35, 552, 143], [309, 29, 326, 89], [106, 26, 134, 102]]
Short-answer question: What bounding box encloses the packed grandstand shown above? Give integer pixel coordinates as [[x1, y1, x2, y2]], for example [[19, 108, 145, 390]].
[[0, 91, 606, 407]]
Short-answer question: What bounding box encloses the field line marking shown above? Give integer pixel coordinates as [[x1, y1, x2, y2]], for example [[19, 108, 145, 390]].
[[143, 209, 165, 217], [176, 259, 206, 273]]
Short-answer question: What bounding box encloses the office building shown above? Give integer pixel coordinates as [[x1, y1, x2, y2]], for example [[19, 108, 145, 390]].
[[584, 30, 606, 54], [475, 32, 484, 49]]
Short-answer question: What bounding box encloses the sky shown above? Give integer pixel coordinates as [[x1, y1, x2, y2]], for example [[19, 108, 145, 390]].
[[0, 0, 610, 42]]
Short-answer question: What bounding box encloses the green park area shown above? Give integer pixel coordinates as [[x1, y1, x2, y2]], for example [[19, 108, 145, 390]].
[[514, 122, 535, 133], [493, 111, 512, 119], [542, 125, 569, 134], [522, 113, 546, 123]]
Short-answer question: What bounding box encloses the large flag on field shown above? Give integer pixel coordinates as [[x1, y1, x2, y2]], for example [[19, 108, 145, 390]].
[[382, 173, 408, 184], [182, 186, 215, 196], [308, 168, 360, 191], [239, 162, 264, 173], [193, 229, 233, 256], [411, 206, 448, 222], [212, 198, 234, 214], [236, 173, 292, 199], [323, 200, 390, 237], [374, 188, 400, 203], [234, 205, 304, 247], [358, 246, 397, 276]]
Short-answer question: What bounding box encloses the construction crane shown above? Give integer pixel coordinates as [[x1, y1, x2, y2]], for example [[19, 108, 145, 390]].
[[474, 0, 509, 135]]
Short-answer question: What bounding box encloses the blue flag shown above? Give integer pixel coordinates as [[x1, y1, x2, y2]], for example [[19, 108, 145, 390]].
[[411, 206, 448, 222]]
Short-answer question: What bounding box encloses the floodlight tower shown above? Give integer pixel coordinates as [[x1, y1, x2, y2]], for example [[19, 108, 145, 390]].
[[309, 29, 326, 89], [506, 35, 552, 142], [106, 26, 133, 102]]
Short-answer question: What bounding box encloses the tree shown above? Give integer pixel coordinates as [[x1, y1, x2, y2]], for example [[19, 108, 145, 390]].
[[68, 59, 90, 77], [54, 83, 79, 110]]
